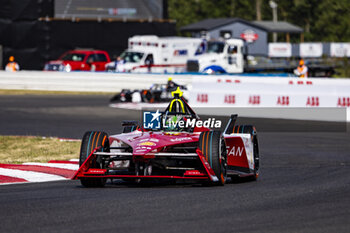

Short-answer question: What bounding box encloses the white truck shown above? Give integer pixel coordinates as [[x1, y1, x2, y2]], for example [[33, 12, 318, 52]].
[[186, 38, 245, 74], [106, 35, 206, 73]]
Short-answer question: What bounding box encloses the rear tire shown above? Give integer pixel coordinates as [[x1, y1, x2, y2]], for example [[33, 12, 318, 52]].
[[199, 131, 227, 185], [79, 131, 109, 187], [233, 125, 259, 180]]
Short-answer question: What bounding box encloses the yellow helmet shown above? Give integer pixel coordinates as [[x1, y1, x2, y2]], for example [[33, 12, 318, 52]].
[[171, 87, 183, 97], [168, 77, 173, 81]]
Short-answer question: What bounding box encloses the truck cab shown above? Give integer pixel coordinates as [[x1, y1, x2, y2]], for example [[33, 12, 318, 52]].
[[187, 38, 244, 74]]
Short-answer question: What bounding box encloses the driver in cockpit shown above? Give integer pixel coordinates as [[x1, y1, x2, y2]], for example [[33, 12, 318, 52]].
[[162, 87, 198, 132]]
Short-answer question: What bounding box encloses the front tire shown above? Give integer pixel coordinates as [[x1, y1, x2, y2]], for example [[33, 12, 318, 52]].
[[79, 131, 109, 187], [199, 131, 227, 185]]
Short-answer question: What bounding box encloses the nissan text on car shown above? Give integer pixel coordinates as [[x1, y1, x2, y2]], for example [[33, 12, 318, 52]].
[[44, 49, 111, 72]]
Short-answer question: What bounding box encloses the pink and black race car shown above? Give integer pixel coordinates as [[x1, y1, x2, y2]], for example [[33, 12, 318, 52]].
[[73, 89, 259, 187]]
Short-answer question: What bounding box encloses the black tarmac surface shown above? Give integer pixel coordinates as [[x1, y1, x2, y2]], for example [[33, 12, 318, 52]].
[[0, 94, 349, 233]]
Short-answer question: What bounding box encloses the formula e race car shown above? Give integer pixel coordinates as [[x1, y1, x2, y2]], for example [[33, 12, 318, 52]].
[[73, 88, 259, 187], [110, 79, 187, 103]]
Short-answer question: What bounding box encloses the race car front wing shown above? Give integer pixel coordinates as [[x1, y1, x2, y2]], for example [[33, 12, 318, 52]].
[[72, 148, 218, 182]]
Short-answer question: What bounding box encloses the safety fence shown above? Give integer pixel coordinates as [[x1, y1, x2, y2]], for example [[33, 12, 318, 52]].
[[190, 76, 350, 108], [189, 76, 350, 121]]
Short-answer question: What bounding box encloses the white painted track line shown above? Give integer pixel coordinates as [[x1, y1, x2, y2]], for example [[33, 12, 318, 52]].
[[0, 168, 66, 183], [23, 162, 79, 170]]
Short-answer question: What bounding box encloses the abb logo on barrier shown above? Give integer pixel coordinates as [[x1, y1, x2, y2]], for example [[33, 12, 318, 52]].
[[306, 96, 319, 106], [224, 95, 235, 104], [249, 95, 260, 105], [197, 94, 208, 103], [337, 97, 350, 107], [217, 79, 241, 83], [289, 80, 313, 85], [277, 96, 290, 106]]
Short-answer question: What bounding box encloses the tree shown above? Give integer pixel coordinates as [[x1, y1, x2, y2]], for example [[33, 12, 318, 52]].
[[256, 0, 262, 21], [168, 0, 255, 30], [168, 0, 350, 42], [313, 0, 350, 41]]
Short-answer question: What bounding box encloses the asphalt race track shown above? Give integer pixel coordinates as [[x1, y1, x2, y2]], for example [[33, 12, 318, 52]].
[[0, 94, 349, 233]]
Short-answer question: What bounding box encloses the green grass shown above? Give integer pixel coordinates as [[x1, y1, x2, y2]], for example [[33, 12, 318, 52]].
[[0, 136, 81, 164]]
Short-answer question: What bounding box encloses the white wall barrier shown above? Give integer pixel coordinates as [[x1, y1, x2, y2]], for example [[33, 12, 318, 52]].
[[1, 71, 350, 121], [190, 76, 350, 108], [0, 71, 194, 93], [189, 76, 350, 121]]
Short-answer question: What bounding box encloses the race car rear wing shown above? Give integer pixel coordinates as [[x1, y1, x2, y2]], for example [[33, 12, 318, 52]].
[[122, 120, 141, 133], [224, 114, 238, 135], [122, 120, 139, 127]]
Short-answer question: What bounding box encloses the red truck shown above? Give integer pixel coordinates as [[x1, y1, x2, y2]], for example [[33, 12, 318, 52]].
[[44, 49, 111, 72]]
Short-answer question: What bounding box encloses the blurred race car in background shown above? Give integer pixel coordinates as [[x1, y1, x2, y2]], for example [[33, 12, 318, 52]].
[[110, 78, 188, 103], [73, 88, 260, 187]]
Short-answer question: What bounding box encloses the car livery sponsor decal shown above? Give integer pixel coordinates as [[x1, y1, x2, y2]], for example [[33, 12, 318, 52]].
[[137, 142, 156, 146], [227, 145, 244, 157], [134, 146, 153, 153], [225, 134, 254, 170], [139, 138, 159, 143], [170, 137, 192, 142], [164, 132, 181, 136]]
